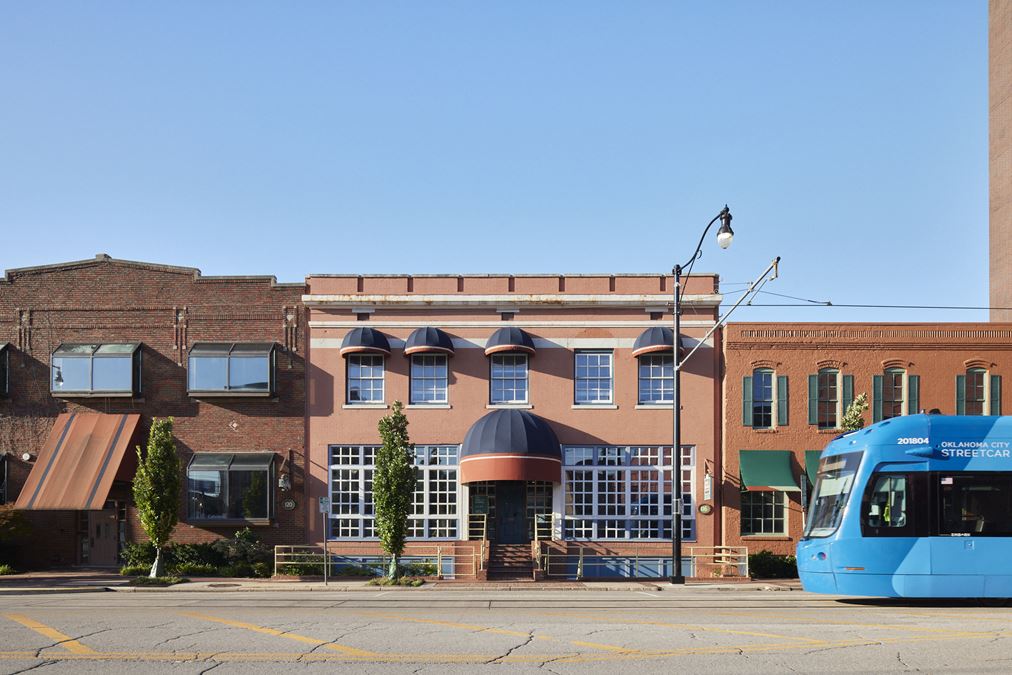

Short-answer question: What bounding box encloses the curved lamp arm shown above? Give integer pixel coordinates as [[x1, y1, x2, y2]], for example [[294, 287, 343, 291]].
[[674, 205, 733, 273]]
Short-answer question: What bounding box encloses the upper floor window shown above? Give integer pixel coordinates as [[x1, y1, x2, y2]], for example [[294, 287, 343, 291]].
[[348, 354, 385, 403], [957, 368, 1001, 416], [574, 350, 613, 405], [410, 354, 448, 404], [187, 343, 276, 397], [637, 354, 673, 404], [743, 369, 788, 428], [873, 368, 919, 422], [51, 343, 141, 397], [490, 354, 528, 404], [807, 369, 853, 430]]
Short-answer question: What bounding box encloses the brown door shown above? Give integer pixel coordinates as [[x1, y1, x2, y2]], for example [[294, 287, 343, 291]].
[[87, 509, 119, 566]]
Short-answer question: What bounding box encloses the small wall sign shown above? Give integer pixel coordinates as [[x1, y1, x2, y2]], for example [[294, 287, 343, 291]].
[[282, 498, 297, 511]]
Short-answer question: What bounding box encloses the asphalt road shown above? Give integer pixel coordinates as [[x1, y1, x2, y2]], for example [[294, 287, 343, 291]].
[[1, 587, 1011, 673]]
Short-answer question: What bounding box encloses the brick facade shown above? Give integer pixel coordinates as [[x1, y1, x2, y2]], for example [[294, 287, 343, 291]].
[[0, 255, 306, 568]]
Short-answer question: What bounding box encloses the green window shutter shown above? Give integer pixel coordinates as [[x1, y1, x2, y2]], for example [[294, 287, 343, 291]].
[[777, 375, 789, 426], [908, 375, 920, 415], [991, 375, 1002, 416], [872, 375, 883, 423], [742, 376, 753, 427], [843, 375, 854, 410], [807, 374, 818, 425], [955, 374, 966, 416]]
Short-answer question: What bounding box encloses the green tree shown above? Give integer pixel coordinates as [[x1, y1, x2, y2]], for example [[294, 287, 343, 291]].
[[374, 401, 416, 578], [132, 418, 181, 577], [841, 393, 869, 431]]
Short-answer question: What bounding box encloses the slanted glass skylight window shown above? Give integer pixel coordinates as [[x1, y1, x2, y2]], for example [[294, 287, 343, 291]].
[[188, 343, 276, 396], [51, 343, 141, 396]]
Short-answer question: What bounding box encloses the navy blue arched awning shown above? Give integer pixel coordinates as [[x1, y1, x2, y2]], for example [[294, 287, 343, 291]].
[[484, 327, 537, 356], [460, 409, 561, 483], [339, 327, 392, 357], [631, 326, 681, 358], [403, 327, 455, 357]]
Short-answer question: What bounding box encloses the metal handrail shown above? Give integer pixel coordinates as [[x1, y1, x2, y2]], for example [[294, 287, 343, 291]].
[[274, 543, 480, 579], [537, 545, 749, 580]]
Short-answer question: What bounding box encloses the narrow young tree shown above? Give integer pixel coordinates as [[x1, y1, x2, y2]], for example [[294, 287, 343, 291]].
[[132, 418, 181, 578], [841, 393, 869, 431], [374, 401, 416, 579]]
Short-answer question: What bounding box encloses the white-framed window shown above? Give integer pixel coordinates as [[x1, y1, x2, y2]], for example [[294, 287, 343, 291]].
[[347, 354, 384, 403], [561, 445, 695, 541], [490, 354, 528, 404], [637, 354, 673, 404], [410, 354, 448, 404], [740, 490, 787, 536], [574, 350, 613, 404], [327, 445, 458, 539]]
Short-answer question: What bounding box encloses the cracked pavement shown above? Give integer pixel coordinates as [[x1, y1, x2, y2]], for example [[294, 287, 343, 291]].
[[0, 588, 1010, 673]]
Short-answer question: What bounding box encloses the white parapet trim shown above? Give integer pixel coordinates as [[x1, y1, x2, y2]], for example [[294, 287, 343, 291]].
[[302, 293, 721, 308]]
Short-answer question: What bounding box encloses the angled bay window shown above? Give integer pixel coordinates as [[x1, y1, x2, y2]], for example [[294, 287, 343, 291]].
[[188, 343, 276, 397], [51, 343, 141, 397], [187, 453, 275, 522]]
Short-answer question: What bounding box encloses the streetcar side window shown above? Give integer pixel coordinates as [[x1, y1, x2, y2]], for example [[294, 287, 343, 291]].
[[804, 451, 863, 538], [938, 473, 1012, 537], [861, 474, 916, 537]]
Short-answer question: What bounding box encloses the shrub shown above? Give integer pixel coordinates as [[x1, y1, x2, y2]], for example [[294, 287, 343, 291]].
[[212, 528, 271, 568], [127, 576, 187, 587], [748, 550, 798, 579], [172, 563, 218, 577], [401, 562, 437, 577], [0, 563, 17, 575], [121, 542, 156, 567], [251, 561, 272, 578], [172, 543, 225, 569], [368, 576, 424, 587], [119, 564, 152, 576], [338, 564, 380, 577], [279, 563, 324, 576]]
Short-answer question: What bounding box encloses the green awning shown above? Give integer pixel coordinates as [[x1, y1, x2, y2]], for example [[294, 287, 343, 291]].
[[805, 450, 822, 486], [739, 450, 801, 492]]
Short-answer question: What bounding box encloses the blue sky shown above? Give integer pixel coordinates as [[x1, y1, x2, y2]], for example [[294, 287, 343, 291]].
[[0, 2, 988, 322]]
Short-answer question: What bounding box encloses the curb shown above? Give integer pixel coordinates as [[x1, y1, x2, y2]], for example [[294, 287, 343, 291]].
[[0, 587, 111, 595]]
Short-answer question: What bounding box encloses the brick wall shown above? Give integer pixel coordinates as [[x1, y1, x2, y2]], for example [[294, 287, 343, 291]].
[[0, 255, 307, 568]]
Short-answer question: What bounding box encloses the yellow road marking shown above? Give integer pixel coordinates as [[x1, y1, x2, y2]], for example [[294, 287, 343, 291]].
[[179, 611, 377, 657], [3, 614, 97, 655], [359, 611, 638, 653]]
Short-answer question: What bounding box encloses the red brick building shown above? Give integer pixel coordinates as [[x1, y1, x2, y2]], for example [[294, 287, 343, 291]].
[[304, 273, 724, 579], [722, 322, 1009, 555], [0, 255, 306, 568]]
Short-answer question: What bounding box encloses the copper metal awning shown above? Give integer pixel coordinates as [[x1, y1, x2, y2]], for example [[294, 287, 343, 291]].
[[16, 412, 141, 510]]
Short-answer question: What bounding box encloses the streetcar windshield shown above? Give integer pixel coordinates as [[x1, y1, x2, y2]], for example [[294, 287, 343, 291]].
[[804, 451, 863, 538]]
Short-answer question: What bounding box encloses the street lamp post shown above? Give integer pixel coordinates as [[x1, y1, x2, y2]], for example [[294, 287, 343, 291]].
[[671, 205, 734, 585]]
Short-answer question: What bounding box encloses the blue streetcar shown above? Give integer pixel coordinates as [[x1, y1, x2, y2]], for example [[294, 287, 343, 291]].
[[798, 414, 1012, 598]]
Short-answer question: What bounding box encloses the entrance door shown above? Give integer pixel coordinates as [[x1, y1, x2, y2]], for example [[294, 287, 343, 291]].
[[87, 509, 119, 566], [495, 481, 528, 544]]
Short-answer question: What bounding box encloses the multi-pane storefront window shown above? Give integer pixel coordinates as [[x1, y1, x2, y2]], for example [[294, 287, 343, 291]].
[[740, 490, 786, 535], [347, 355, 385, 403], [490, 354, 528, 404], [410, 354, 448, 404], [328, 445, 458, 539], [574, 351, 613, 404], [562, 445, 694, 540], [637, 354, 673, 404]]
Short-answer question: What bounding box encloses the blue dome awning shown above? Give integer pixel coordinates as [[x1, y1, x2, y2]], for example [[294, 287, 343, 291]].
[[340, 327, 392, 357], [403, 327, 455, 357], [460, 409, 561, 483], [631, 326, 682, 358], [484, 327, 537, 356]]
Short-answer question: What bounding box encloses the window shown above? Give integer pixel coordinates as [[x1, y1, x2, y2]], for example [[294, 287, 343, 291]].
[[410, 354, 448, 404], [861, 474, 913, 536], [51, 343, 141, 396], [817, 369, 838, 429], [187, 453, 274, 521], [574, 351, 613, 404], [740, 491, 786, 535], [637, 354, 673, 404], [490, 354, 528, 404], [347, 354, 385, 403], [328, 445, 459, 539], [562, 445, 694, 540], [873, 368, 919, 422], [0, 344, 8, 397], [751, 369, 774, 428], [938, 473, 1012, 536], [804, 451, 863, 538], [188, 343, 275, 396], [958, 369, 1001, 416]]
